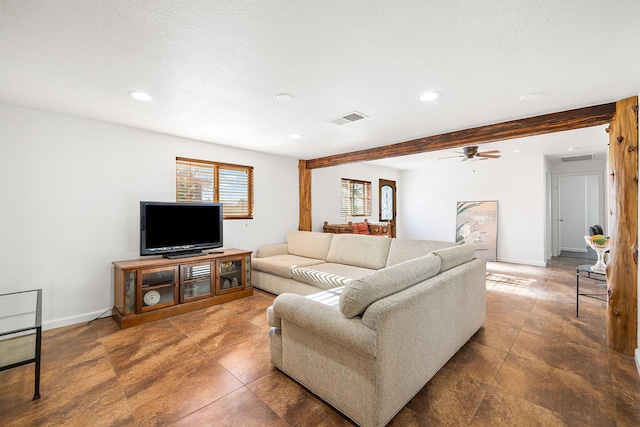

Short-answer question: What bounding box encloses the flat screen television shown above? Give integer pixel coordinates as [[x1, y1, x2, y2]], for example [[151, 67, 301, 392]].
[[140, 201, 223, 258]]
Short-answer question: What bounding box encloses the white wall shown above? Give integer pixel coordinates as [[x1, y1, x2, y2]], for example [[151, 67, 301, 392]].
[[311, 163, 400, 232], [398, 154, 547, 266], [0, 104, 299, 329], [586, 174, 600, 228]]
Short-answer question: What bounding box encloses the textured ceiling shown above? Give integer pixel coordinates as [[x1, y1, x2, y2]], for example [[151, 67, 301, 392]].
[[0, 1, 638, 168]]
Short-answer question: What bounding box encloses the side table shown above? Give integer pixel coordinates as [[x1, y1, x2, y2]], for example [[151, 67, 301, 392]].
[[576, 264, 606, 317], [0, 289, 42, 400]]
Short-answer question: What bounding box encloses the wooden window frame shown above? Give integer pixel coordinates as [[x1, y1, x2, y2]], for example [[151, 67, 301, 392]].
[[341, 178, 371, 217], [176, 157, 254, 220]]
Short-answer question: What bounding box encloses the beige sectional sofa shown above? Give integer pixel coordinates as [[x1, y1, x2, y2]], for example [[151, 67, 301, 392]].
[[252, 231, 486, 427], [251, 230, 457, 295]]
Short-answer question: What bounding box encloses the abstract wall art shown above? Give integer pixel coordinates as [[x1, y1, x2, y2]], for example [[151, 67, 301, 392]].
[[456, 200, 498, 262]]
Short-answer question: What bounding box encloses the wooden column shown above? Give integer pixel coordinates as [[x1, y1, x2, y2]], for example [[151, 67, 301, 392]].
[[607, 96, 639, 355], [298, 160, 312, 231]]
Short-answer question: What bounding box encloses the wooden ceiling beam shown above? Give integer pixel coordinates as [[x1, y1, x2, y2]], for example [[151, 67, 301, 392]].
[[304, 102, 616, 169]]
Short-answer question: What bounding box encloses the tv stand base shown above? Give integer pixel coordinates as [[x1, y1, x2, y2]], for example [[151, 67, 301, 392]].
[[112, 249, 251, 328], [113, 288, 253, 328]]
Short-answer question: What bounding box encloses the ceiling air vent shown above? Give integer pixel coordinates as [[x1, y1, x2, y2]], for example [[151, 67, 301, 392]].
[[328, 111, 368, 126], [560, 154, 595, 163]]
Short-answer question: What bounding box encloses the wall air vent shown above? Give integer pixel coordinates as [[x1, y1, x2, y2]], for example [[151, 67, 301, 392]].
[[560, 154, 595, 162], [328, 111, 368, 126]]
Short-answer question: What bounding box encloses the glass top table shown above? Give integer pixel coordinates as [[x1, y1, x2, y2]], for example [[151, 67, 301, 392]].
[[0, 289, 42, 400], [576, 264, 606, 318]]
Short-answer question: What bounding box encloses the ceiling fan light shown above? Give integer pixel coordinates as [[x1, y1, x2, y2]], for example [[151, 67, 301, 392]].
[[439, 145, 501, 161]]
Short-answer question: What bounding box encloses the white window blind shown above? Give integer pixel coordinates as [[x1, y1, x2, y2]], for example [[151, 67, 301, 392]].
[[176, 158, 254, 219], [341, 178, 371, 217]]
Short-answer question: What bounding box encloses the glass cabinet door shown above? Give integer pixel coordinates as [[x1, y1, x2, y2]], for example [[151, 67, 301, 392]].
[[217, 258, 245, 294], [180, 262, 213, 303], [137, 266, 178, 312]]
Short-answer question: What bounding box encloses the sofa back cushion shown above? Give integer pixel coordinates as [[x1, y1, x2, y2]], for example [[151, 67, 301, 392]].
[[286, 231, 334, 260], [251, 254, 325, 278], [385, 238, 457, 266], [326, 233, 392, 270], [339, 253, 441, 318], [431, 243, 476, 273], [291, 266, 354, 290]]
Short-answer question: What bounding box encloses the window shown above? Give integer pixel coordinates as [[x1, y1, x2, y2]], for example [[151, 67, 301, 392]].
[[341, 178, 371, 217], [176, 157, 254, 219]]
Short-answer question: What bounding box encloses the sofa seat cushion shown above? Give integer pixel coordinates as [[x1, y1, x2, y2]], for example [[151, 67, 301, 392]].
[[339, 253, 441, 318], [286, 231, 334, 260], [326, 234, 392, 270], [291, 263, 373, 290], [432, 243, 476, 273], [305, 287, 344, 309], [385, 238, 457, 266], [251, 254, 325, 278]]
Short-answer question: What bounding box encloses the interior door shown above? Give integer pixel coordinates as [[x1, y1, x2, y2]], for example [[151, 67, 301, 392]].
[[379, 179, 396, 237], [557, 174, 600, 253]]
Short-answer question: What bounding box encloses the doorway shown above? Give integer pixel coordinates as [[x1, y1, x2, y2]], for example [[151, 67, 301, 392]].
[[554, 173, 602, 259], [379, 179, 396, 237]]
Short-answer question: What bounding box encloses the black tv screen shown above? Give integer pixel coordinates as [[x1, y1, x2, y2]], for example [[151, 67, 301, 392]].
[[140, 201, 223, 257]]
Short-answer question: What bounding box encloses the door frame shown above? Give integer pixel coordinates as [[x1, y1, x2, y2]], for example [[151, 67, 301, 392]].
[[379, 179, 396, 237]]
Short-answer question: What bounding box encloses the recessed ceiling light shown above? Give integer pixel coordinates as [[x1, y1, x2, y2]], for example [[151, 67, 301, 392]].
[[289, 134, 303, 140], [276, 93, 294, 102], [129, 91, 154, 101], [513, 149, 521, 153], [418, 91, 440, 102], [519, 93, 541, 101]]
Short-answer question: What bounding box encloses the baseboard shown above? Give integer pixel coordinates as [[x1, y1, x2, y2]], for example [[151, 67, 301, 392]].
[[635, 348, 640, 376], [42, 308, 113, 331], [560, 247, 587, 253], [495, 257, 547, 267]]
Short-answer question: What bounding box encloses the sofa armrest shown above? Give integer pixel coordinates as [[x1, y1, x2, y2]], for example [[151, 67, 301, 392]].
[[255, 243, 289, 258], [272, 293, 376, 357], [267, 306, 280, 328]]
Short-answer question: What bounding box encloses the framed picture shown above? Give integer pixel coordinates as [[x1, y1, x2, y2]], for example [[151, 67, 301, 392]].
[[456, 201, 498, 262]]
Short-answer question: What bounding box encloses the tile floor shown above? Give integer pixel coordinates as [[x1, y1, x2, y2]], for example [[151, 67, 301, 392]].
[[1, 257, 639, 426]]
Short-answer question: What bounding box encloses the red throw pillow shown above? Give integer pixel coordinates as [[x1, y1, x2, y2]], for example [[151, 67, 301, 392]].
[[357, 223, 370, 234]]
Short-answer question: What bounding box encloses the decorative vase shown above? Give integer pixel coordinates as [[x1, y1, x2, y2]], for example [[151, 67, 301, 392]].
[[584, 235, 610, 274]]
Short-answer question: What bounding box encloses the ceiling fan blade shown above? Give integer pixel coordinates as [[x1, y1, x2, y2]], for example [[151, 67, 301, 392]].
[[478, 150, 501, 155], [438, 154, 464, 160], [477, 153, 501, 159]]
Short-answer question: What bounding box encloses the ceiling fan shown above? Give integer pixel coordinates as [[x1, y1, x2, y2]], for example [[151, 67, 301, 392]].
[[439, 146, 502, 162]]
